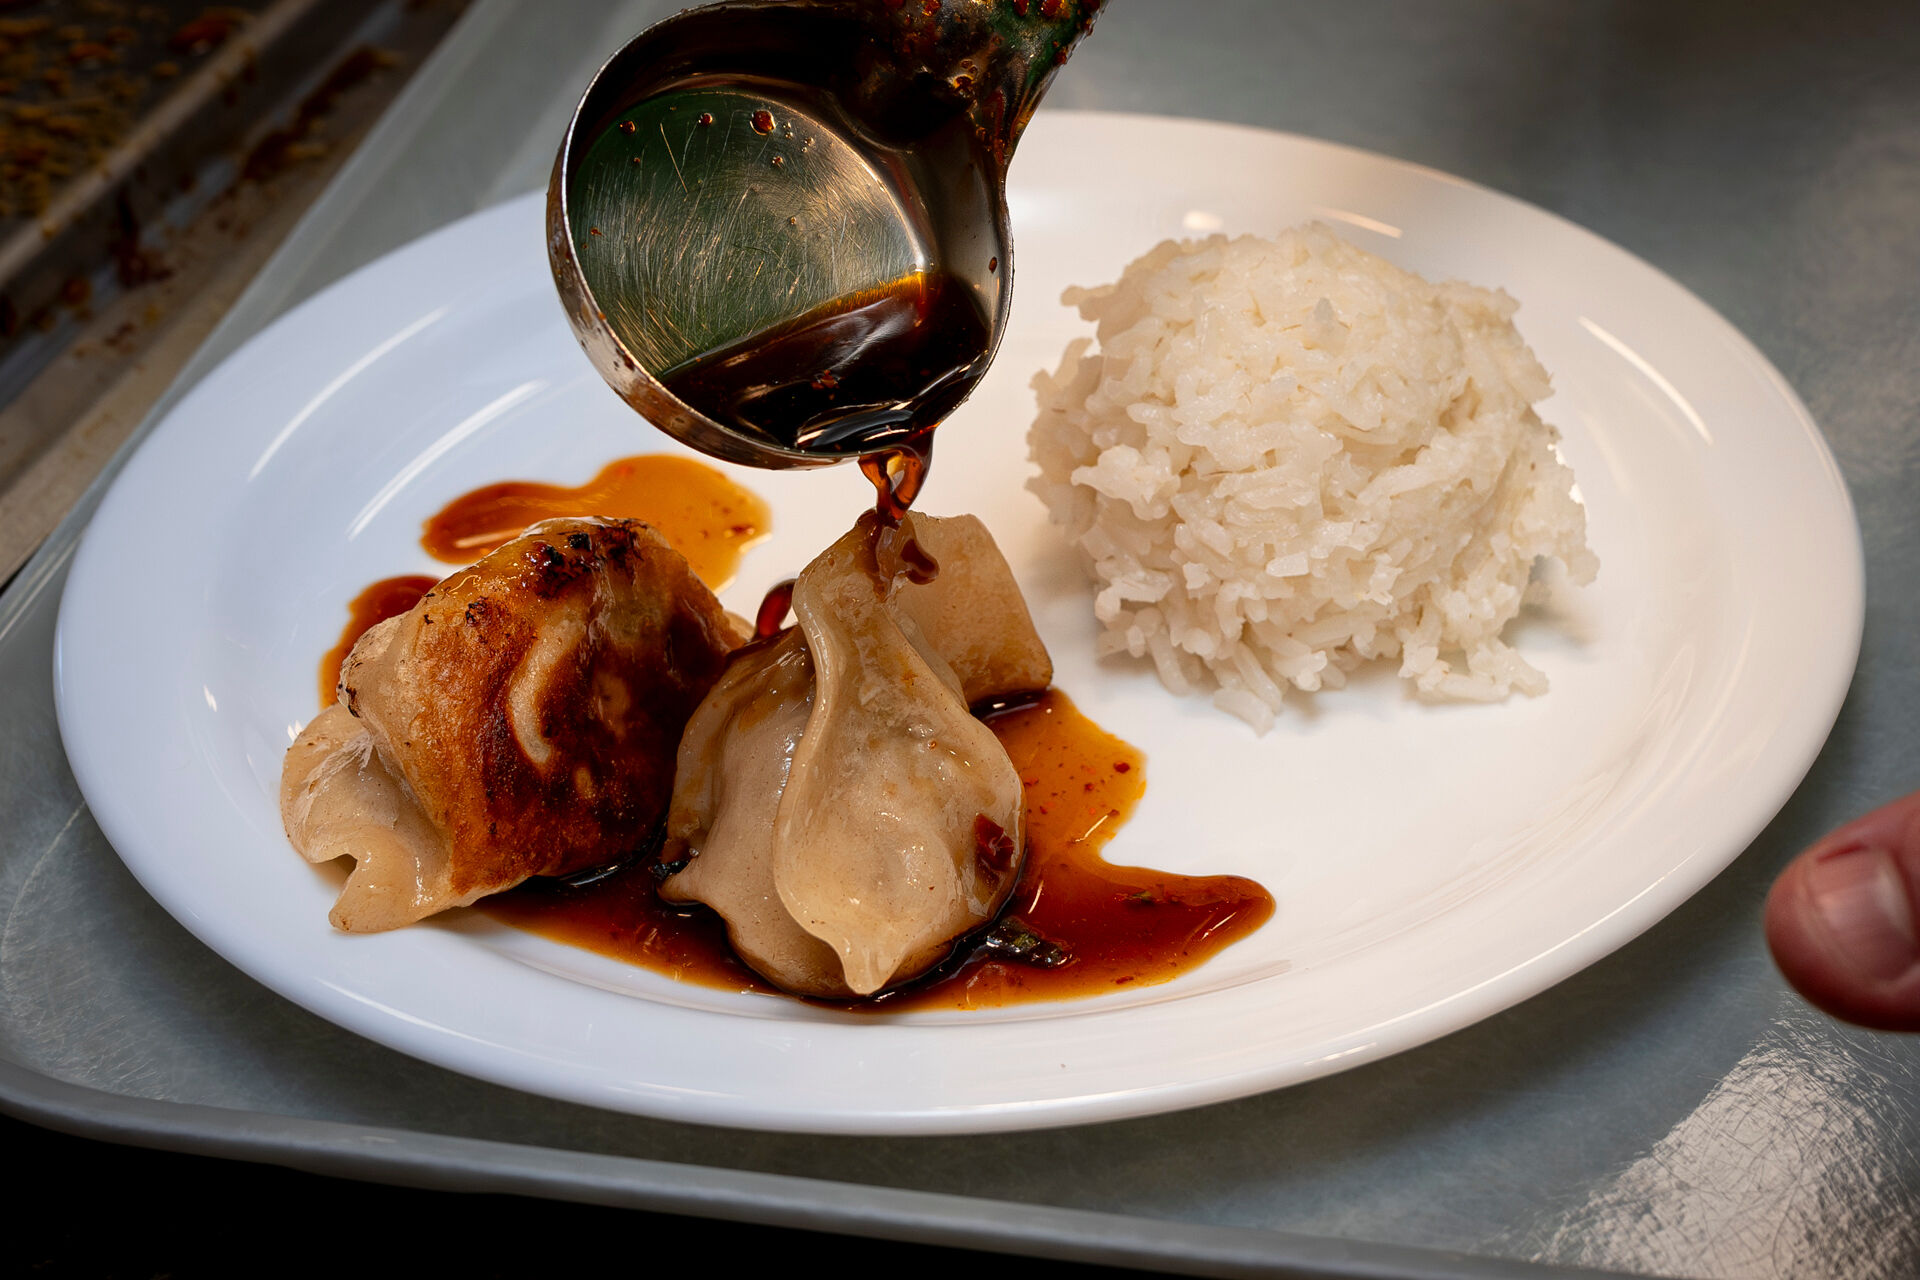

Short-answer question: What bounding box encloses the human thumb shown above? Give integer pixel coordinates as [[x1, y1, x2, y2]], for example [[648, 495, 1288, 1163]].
[[1764, 787, 1920, 1032]]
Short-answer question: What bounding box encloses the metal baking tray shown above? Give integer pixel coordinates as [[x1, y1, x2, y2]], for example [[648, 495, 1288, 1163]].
[[0, 0, 391, 405]]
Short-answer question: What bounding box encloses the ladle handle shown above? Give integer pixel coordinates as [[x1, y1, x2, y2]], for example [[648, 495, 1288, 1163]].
[[856, 0, 1104, 173]]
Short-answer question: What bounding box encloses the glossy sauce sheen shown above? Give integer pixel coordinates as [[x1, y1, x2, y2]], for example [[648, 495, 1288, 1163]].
[[317, 454, 769, 708], [419, 453, 769, 587], [660, 270, 991, 456], [887, 690, 1274, 1009], [316, 575, 437, 708], [860, 436, 933, 524], [479, 690, 1274, 1009], [753, 578, 796, 639], [321, 456, 1274, 1006]]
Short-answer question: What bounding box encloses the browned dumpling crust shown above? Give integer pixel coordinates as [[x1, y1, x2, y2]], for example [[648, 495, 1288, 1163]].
[[282, 517, 746, 932]]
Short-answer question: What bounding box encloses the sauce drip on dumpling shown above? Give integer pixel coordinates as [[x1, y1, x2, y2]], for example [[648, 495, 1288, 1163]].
[[659, 511, 1051, 997]]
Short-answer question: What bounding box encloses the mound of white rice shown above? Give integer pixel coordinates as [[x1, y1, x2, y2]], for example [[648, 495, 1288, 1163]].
[[1027, 224, 1598, 732]]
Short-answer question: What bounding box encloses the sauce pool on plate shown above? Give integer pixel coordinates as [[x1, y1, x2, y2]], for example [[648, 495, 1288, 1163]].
[[315, 454, 768, 708], [420, 453, 769, 585], [315, 453, 1273, 1008], [479, 690, 1273, 1010], [316, 574, 438, 708]]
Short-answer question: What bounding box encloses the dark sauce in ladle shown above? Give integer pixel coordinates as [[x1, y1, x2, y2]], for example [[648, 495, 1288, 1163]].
[[659, 269, 990, 458]]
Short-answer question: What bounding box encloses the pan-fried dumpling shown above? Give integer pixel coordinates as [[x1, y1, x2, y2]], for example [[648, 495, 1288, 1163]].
[[281, 517, 745, 932], [660, 512, 1052, 997]]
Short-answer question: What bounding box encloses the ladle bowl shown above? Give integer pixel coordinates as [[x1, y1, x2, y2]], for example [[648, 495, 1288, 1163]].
[[548, 0, 1101, 470]]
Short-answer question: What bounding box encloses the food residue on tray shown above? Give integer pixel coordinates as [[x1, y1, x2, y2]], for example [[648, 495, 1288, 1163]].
[[0, 5, 259, 221]]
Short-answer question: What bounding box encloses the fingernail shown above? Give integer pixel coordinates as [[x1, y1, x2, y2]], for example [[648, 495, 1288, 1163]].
[[1809, 844, 1920, 982]]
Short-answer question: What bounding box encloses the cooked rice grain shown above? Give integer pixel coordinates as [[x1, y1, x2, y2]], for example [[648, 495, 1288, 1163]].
[[1027, 225, 1598, 731]]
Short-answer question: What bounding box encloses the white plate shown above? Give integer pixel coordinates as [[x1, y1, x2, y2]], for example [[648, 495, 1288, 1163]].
[[55, 112, 1861, 1135]]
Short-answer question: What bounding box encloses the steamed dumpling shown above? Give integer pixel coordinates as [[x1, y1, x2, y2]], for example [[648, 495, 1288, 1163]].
[[660, 512, 1051, 997], [281, 517, 745, 931]]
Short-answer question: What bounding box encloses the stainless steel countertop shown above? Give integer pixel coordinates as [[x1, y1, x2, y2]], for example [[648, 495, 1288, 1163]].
[[3, 3, 1916, 1275]]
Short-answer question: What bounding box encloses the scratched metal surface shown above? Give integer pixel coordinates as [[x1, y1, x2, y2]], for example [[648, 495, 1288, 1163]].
[[3, 2, 1918, 1275]]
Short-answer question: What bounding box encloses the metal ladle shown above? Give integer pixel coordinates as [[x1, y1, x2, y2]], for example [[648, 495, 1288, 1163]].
[[547, 0, 1102, 471]]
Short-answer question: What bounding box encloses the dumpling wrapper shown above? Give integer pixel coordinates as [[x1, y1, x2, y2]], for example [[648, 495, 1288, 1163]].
[[661, 511, 1052, 997], [281, 517, 744, 932]]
